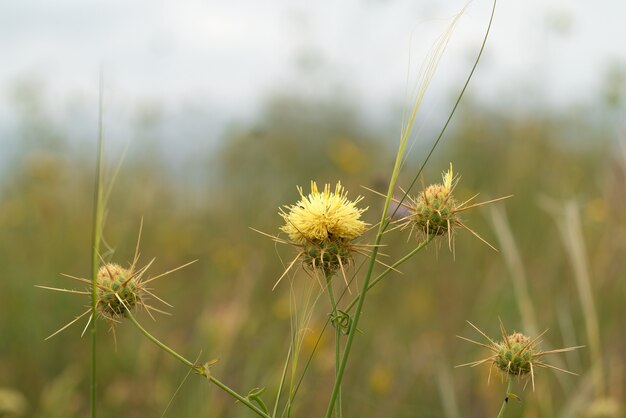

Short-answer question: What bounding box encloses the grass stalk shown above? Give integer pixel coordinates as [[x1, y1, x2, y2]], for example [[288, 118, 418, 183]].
[[391, 0, 497, 217], [541, 199, 605, 397], [489, 206, 538, 336], [89, 70, 106, 418], [324, 4, 496, 415], [272, 345, 291, 418]]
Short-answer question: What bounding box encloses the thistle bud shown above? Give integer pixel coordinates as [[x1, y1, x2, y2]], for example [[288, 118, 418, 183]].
[[303, 239, 352, 275], [397, 163, 511, 251], [410, 182, 458, 236], [496, 332, 534, 376], [457, 320, 583, 391], [96, 263, 141, 318]]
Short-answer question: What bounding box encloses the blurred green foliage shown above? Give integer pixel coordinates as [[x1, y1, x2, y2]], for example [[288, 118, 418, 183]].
[[0, 90, 624, 418]]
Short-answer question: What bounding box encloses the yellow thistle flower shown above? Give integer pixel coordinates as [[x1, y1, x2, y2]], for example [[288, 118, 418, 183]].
[[457, 320, 583, 391], [255, 181, 370, 290], [280, 181, 368, 244]]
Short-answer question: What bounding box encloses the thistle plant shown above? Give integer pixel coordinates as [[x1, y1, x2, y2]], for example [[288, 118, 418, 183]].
[[39, 220, 274, 418], [274, 181, 370, 288], [395, 163, 511, 252], [37, 220, 196, 342], [36, 1, 586, 416], [270, 181, 371, 417], [457, 320, 583, 417]]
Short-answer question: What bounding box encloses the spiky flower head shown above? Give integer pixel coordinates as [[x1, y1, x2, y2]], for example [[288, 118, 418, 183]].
[[495, 332, 534, 376], [457, 320, 583, 391], [96, 263, 141, 319], [37, 220, 196, 340], [280, 181, 368, 244], [396, 163, 511, 251], [278, 181, 368, 275], [408, 163, 459, 237], [257, 181, 370, 288]]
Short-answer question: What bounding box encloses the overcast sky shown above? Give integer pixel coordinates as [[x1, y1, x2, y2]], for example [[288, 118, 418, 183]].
[[1, 0, 625, 156]]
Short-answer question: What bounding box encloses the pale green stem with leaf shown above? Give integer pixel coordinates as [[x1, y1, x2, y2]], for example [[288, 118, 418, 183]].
[[124, 308, 271, 418], [272, 345, 291, 418], [496, 378, 513, 418], [325, 270, 342, 418]]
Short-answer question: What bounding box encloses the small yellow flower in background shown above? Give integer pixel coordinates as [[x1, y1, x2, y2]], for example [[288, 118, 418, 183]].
[[279, 181, 367, 244], [395, 163, 511, 252], [256, 181, 369, 290], [456, 319, 583, 391]]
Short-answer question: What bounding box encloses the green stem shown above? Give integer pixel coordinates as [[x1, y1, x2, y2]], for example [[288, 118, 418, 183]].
[[272, 345, 291, 418], [287, 236, 433, 405], [344, 236, 433, 313], [325, 2, 497, 415], [325, 271, 342, 418], [496, 378, 513, 418], [324, 221, 385, 418], [389, 0, 498, 218], [90, 69, 105, 418], [125, 309, 271, 418]]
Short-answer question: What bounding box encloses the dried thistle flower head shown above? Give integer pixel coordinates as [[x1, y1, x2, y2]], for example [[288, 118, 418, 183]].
[[255, 181, 372, 290], [396, 163, 511, 252], [457, 319, 584, 391], [37, 220, 196, 340]]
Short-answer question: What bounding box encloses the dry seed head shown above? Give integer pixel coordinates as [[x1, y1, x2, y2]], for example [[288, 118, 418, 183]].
[[96, 263, 141, 319]]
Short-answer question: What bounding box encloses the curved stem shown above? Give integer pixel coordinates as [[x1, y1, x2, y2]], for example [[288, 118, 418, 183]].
[[496, 378, 513, 418], [125, 309, 271, 418], [345, 236, 433, 314]]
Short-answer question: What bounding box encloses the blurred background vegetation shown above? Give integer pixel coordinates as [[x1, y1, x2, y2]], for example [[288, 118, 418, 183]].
[[2, 1, 626, 417], [1, 84, 625, 418]]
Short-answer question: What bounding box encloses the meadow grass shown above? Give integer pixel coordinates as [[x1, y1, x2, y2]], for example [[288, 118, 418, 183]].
[[3, 88, 621, 418], [2, 1, 623, 417]]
